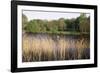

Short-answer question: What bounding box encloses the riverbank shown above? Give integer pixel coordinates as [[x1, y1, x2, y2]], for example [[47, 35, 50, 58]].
[[24, 31, 90, 36]]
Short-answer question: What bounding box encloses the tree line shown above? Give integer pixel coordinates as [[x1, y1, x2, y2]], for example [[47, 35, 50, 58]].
[[22, 13, 90, 34]]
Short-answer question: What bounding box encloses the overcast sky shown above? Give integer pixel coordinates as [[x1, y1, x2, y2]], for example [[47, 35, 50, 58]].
[[22, 10, 90, 21]]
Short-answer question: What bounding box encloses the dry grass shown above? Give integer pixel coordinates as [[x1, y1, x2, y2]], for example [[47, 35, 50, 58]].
[[22, 33, 90, 62]]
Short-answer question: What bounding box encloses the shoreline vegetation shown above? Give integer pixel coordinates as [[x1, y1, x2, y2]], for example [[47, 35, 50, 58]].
[[22, 33, 90, 62], [23, 31, 90, 35]]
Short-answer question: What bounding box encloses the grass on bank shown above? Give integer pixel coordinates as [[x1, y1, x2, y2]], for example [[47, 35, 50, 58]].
[[24, 30, 90, 36]]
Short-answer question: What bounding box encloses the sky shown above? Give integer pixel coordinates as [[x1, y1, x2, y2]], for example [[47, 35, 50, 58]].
[[22, 10, 90, 21]]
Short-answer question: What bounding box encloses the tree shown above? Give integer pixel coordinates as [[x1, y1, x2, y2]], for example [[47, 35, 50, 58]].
[[65, 19, 76, 31], [35, 19, 46, 32], [79, 13, 90, 32], [51, 20, 59, 32], [24, 20, 39, 33], [58, 18, 66, 31], [22, 14, 28, 29], [86, 16, 90, 32], [74, 17, 80, 32], [23, 14, 90, 34]]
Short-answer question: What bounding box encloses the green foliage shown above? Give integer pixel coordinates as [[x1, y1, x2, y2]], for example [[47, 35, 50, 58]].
[[24, 20, 39, 33], [58, 18, 66, 31], [23, 13, 90, 34], [79, 13, 90, 32]]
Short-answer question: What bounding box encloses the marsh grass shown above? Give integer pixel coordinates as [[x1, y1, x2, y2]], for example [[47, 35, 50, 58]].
[[22, 33, 90, 62]]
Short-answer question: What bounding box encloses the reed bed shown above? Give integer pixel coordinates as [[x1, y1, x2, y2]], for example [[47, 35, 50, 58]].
[[22, 33, 90, 62]]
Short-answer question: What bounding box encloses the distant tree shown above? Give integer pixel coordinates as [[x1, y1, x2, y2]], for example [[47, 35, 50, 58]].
[[74, 17, 80, 31], [65, 19, 76, 31], [64, 19, 70, 31], [52, 20, 59, 32], [86, 16, 90, 32], [79, 13, 90, 32], [70, 18, 76, 31], [23, 14, 90, 34], [24, 20, 39, 33], [35, 19, 46, 32], [22, 14, 28, 30], [58, 18, 66, 31]]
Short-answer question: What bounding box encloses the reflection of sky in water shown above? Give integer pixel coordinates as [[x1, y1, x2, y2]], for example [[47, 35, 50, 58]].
[[23, 10, 90, 21]]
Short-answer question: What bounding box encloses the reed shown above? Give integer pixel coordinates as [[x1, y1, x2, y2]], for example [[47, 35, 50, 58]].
[[22, 34, 90, 62]]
